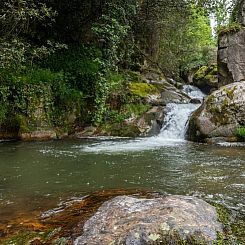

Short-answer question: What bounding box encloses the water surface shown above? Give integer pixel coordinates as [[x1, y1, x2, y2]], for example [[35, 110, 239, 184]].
[[0, 139, 244, 225]]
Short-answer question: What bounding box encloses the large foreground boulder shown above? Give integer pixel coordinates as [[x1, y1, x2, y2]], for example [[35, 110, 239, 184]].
[[74, 195, 223, 245], [187, 81, 245, 142]]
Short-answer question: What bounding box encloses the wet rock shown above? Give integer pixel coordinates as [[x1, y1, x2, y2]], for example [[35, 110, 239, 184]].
[[74, 195, 223, 245], [187, 81, 245, 142], [190, 98, 202, 104], [237, 0, 245, 25]]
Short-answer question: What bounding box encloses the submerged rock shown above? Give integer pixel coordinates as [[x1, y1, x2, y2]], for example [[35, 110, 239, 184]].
[[187, 81, 245, 142], [74, 195, 223, 245]]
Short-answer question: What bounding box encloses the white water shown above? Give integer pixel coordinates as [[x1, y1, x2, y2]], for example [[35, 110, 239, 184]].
[[158, 103, 199, 140], [79, 104, 200, 153], [182, 85, 206, 99]]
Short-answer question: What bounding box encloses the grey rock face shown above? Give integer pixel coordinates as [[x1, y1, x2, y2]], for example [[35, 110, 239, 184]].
[[187, 81, 245, 142], [74, 195, 223, 245], [237, 0, 245, 26], [218, 29, 245, 86], [218, 0, 245, 86]]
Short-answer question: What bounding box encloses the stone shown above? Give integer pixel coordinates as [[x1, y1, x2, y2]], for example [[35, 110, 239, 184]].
[[74, 195, 223, 245], [187, 81, 245, 142]]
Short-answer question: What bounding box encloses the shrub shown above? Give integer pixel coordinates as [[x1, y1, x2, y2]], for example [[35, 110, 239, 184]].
[[236, 127, 245, 141]]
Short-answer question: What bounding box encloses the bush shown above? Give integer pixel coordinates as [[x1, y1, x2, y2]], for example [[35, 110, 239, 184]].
[[236, 127, 245, 141]]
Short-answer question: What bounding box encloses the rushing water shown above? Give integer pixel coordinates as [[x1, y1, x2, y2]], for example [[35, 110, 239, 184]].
[[0, 87, 245, 239], [182, 84, 206, 99]]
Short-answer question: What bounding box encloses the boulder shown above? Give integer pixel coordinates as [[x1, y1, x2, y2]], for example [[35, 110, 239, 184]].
[[74, 195, 223, 245], [187, 81, 245, 142], [98, 106, 164, 138]]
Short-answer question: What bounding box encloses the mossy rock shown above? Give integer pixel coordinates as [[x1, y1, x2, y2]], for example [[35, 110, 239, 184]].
[[193, 64, 218, 93], [129, 82, 160, 98]]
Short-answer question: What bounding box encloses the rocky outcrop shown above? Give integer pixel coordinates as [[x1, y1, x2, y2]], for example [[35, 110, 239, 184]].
[[218, 0, 245, 86], [74, 195, 223, 245], [187, 81, 245, 142], [218, 28, 245, 86]]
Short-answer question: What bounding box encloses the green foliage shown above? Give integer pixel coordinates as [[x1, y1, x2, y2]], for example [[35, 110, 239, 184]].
[[180, 5, 216, 70], [236, 127, 245, 141], [0, 0, 56, 38], [124, 103, 151, 116], [0, 0, 240, 133]]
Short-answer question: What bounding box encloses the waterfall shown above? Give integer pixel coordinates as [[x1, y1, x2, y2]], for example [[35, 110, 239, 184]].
[[158, 103, 200, 140]]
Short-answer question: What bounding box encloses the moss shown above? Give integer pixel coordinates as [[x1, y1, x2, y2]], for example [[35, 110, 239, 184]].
[[231, 218, 245, 244], [148, 229, 214, 244], [223, 86, 237, 100], [194, 64, 218, 88], [218, 22, 242, 36], [16, 114, 31, 133], [211, 203, 231, 225], [129, 82, 159, 98], [194, 66, 209, 80], [209, 203, 245, 244]]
